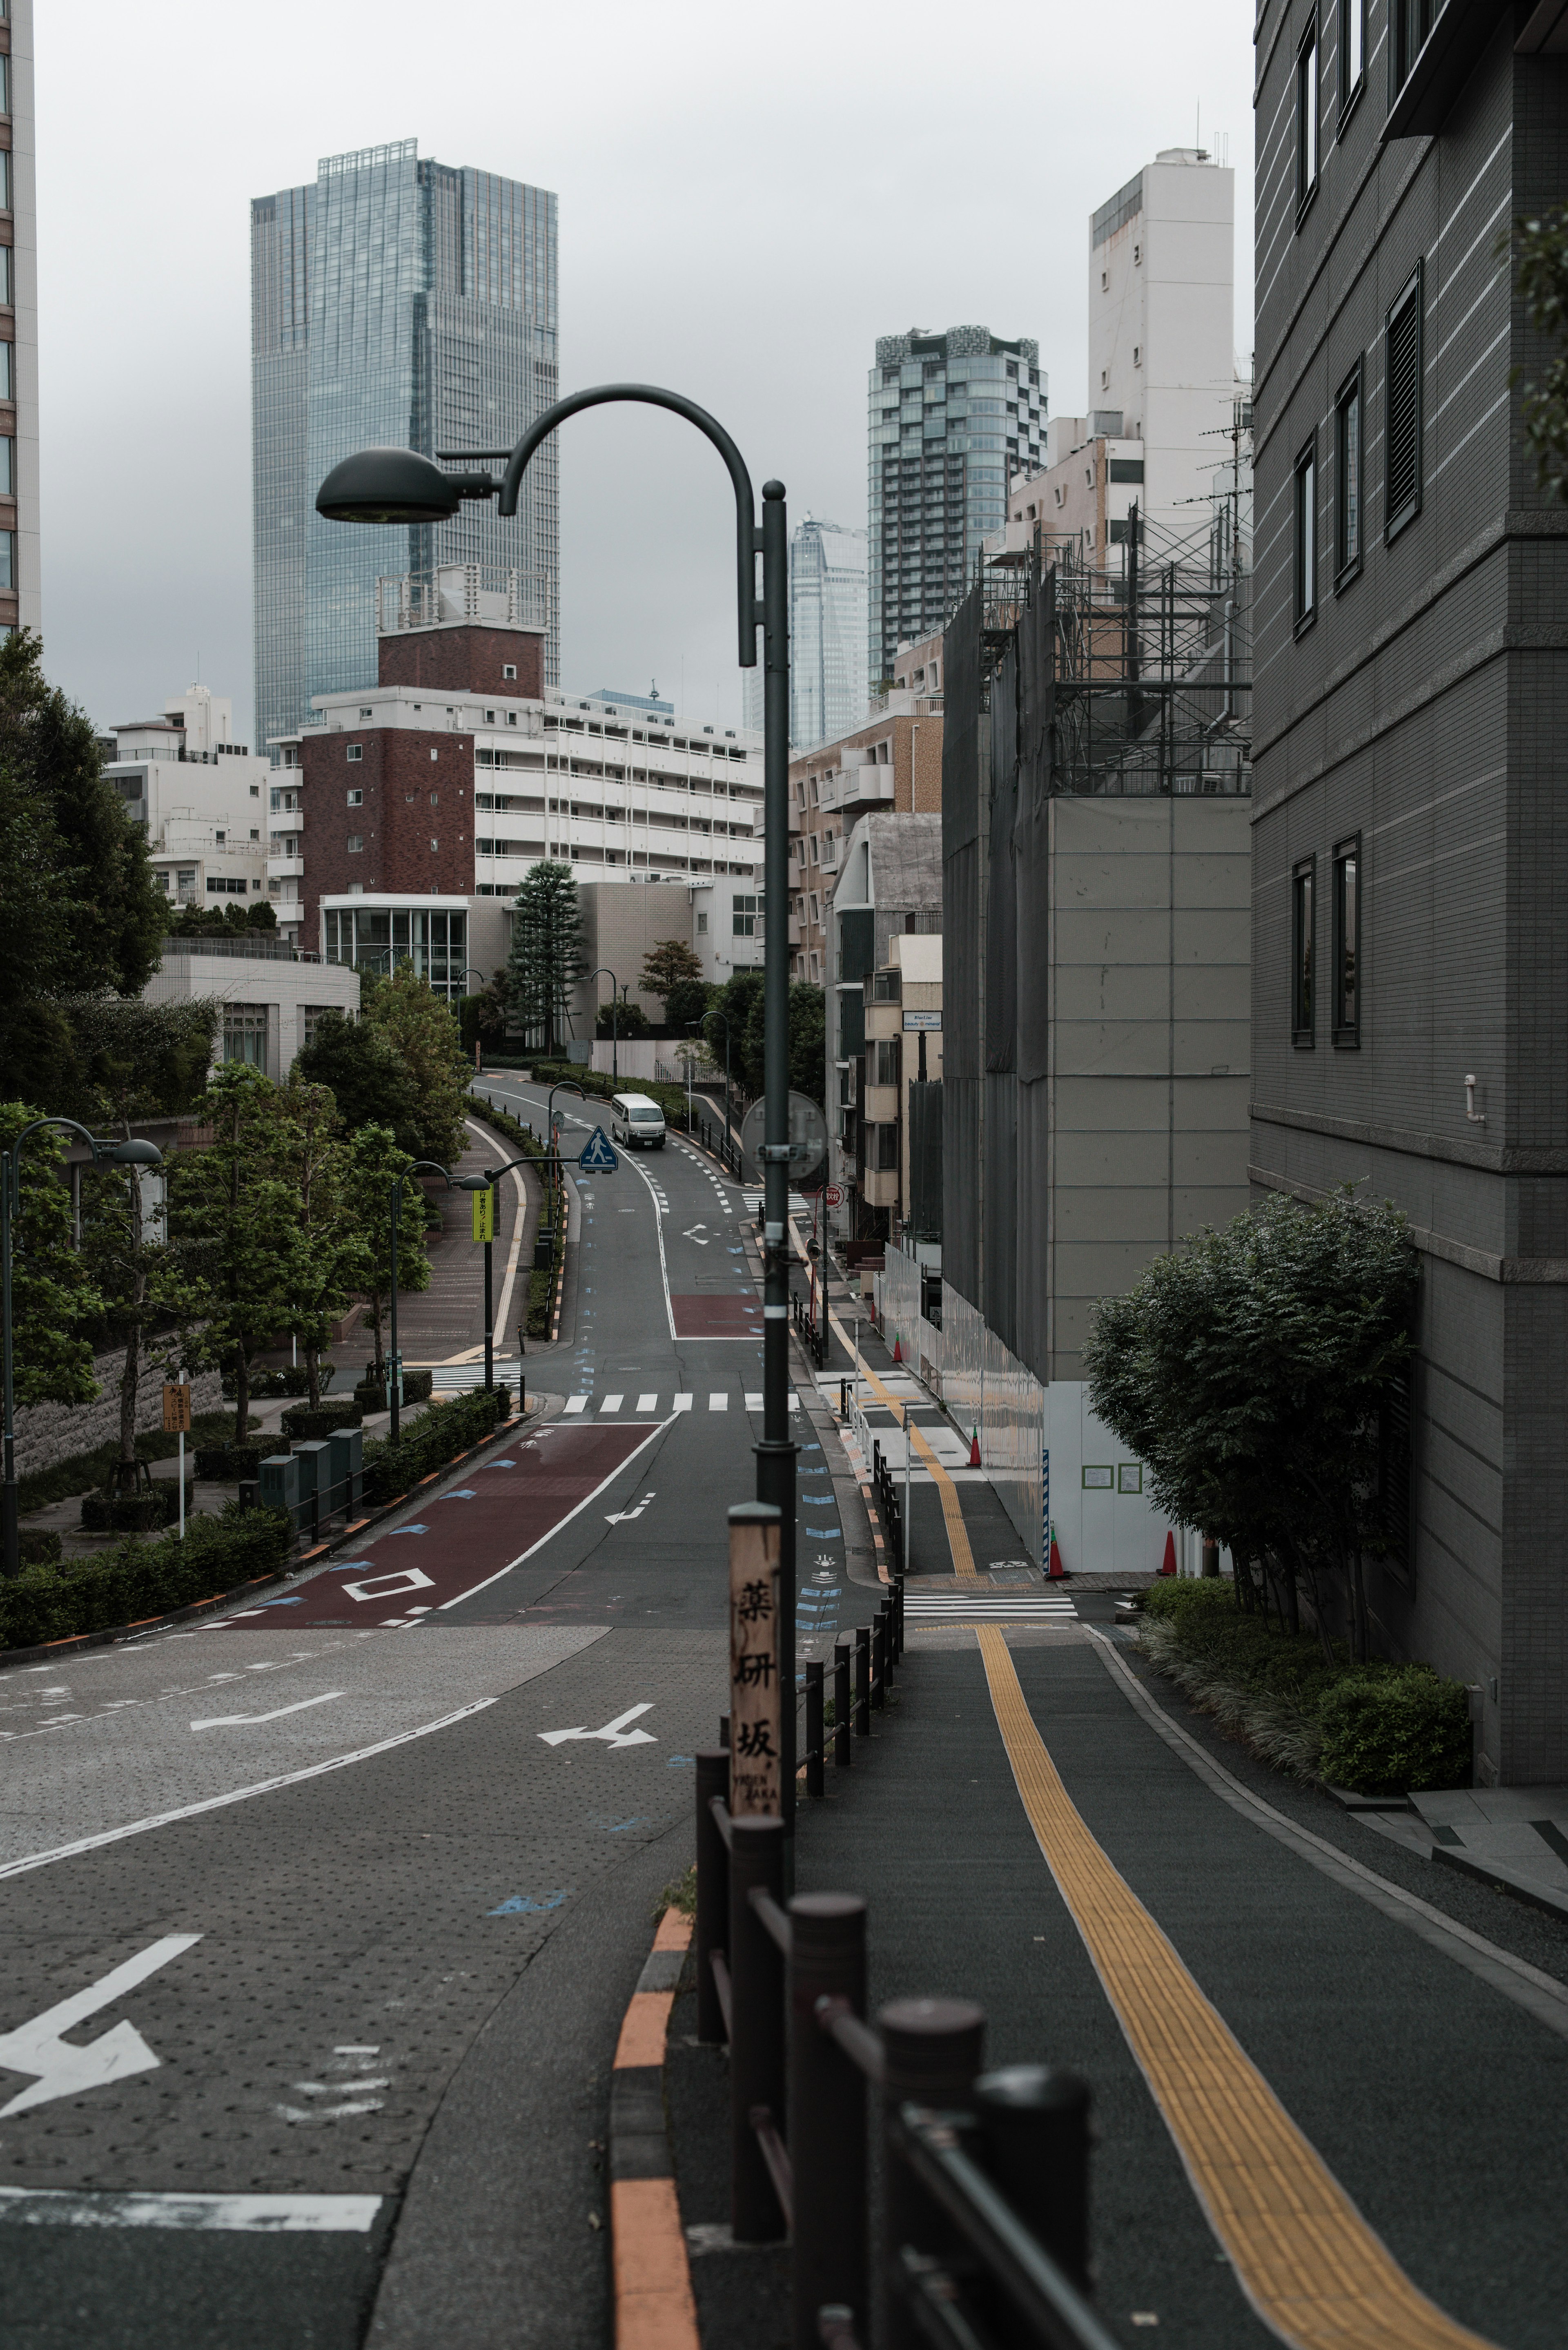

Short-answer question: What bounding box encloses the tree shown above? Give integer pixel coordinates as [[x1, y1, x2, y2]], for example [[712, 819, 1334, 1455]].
[[664, 977, 711, 1035], [0, 1103, 100, 1411], [787, 983, 826, 1108], [294, 1010, 420, 1151], [1511, 207, 1568, 504], [641, 937, 705, 1005], [169, 1061, 307, 1444], [710, 970, 764, 1098], [69, 994, 221, 1125], [275, 1079, 372, 1409], [361, 968, 470, 1162], [507, 863, 587, 1057], [0, 771, 86, 1107], [347, 1123, 432, 1376], [596, 998, 649, 1039], [164, 899, 277, 939], [459, 968, 509, 1057], [1083, 1190, 1419, 1659]]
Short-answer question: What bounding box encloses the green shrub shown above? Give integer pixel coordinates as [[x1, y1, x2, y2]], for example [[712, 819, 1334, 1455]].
[[19, 1528, 61, 1567], [226, 1365, 332, 1400], [0, 1505, 292, 1654], [194, 1443, 267, 1481], [361, 1386, 510, 1507], [281, 1398, 363, 1441], [80, 1480, 194, 1533], [1318, 1668, 1472, 1794]]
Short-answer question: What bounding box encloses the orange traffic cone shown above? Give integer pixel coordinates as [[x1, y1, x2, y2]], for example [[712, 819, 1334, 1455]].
[[1160, 1530, 1178, 1576], [969, 1426, 982, 1467], [1048, 1537, 1066, 1581], [892, 1329, 903, 1363]]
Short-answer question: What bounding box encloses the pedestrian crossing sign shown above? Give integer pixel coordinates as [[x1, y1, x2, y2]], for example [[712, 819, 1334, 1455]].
[[471, 1186, 496, 1244], [579, 1126, 619, 1173]]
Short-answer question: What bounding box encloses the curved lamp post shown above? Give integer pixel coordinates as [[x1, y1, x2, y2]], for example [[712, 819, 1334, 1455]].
[[3, 1121, 163, 1578], [584, 965, 619, 1084], [318, 383, 799, 1842], [387, 1158, 467, 1442]]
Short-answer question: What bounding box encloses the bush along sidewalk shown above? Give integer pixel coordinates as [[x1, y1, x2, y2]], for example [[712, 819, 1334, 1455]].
[[361, 1384, 514, 1509], [1137, 1579, 1472, 1795], [465, 1100, 563, 1340], [0, 1504, 292, 1654]]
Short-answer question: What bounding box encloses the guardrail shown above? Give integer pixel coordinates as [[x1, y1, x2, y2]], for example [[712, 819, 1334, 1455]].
[[693, 1752, 1118, 2350], [696, 1107, 744, 1179], [871, 1438, 902, 1567], [792, 1290, 828, 1369]]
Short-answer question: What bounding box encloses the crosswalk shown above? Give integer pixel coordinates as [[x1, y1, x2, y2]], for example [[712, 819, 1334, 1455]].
[[559, 1391, 802, 1416], [904, 1592, 1078, 1624]]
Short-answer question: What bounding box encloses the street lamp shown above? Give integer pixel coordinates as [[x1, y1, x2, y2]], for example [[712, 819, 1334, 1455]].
[[585, 964, 620, 1084], [387, 1158, 463, 1442], [543, 1078, 587, 1240], [2, 1121, 163, 1578], [448, 1171, 496, 1389], [319, 383, 799, 1842], [454, 966, 490, 1071]]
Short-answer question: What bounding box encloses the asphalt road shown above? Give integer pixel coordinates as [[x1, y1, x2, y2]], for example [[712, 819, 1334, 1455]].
[[0, 1077, 819, 2350]]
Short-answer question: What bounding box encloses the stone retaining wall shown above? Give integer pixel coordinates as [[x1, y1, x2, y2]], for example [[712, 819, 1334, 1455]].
[[15, 1356, 224, 1480]]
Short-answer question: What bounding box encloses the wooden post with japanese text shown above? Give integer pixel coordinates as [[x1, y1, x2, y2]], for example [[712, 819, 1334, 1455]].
[[728, 1501, 782, 1816]]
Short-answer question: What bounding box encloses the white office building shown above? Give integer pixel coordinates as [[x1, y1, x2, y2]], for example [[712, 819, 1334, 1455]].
[[105, 685, 276, 919]]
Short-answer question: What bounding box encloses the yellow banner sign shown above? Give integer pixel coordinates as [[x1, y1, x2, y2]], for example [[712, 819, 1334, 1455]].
[[471, 1186, 496, 1244]]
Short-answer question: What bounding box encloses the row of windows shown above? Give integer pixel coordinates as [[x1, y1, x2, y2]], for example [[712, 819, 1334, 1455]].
[[1294, 264, 1421, 628], [1296, 0, 1430, 220], [1290, 838, 1359, 1047]]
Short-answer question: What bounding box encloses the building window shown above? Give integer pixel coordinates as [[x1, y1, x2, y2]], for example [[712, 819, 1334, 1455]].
[[1332, 838, 1360, 1046], [223, 1007, 268, 1072], [696, 910, 708, 933], [874, 1038, 902, 1087], [1292, 858, 1316, 1045], [503, 664, 517, 680], [347, 743, 362, 763], [875, 1124, 900, 1172], [347, 834, 364, 853], [0, 435, 11, 495], [347, 787, 363, 807], [0, 341, 10, 400], [1335, 362, 1363, 583], [1385, 264, 1423, 540], [1392, 0, 1434, 96], [732, 893, 758, 937], [1296, 22, 1319, 216], [0, 153, 11, 211], [0, 247, 11, 306], [1340, 0, 1365, 122], [507, 712, 518, 727], [1294, 438, 1317, 631], [0, 528, 14, 591], [359, 707, 373, 719]]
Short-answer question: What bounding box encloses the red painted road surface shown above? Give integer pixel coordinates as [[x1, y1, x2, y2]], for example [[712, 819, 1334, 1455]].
[[669, 1293, 765, 1339], [222, 1423, 659, 1628]]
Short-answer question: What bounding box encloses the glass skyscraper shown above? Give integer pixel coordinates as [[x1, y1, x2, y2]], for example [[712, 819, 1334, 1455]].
[[867, 326, 1044, 689], [252, 140, 558, 755], [788, 518, 867, 752]]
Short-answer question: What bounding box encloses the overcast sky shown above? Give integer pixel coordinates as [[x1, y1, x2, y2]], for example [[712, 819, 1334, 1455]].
[[39, 0, 1255, 746]]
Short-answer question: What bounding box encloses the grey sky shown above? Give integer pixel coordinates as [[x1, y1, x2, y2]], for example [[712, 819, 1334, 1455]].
[[38, 0, 1255, 746]]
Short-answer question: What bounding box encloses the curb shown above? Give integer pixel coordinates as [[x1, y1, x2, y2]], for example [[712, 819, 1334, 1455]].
[[0, 1409, 529, 1674], [610, 1905, 699, 2350]]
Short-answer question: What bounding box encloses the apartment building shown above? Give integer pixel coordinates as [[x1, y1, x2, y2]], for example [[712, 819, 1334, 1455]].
[[1252, 3, 1568, 1784], [105, 686, 274, 915], [825, 812, 942, 1237], [788, 677, 942, 988], [858, 931, 943, 1239]]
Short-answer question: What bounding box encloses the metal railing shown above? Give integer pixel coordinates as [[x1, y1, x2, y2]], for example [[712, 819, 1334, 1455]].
[[792, 1289, 828, 1369], [871, 1439, 902, 1565], [693, 1748, 1118, 2350], [697, 1107, 745, 1178]]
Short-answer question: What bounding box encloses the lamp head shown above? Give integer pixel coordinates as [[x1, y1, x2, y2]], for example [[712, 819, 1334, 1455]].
[[452, 1174, 490, 1193], [105, 1138, 164, 1168], [316, 448, 476, 527]]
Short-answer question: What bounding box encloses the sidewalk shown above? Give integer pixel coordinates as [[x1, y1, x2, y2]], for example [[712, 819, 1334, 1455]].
[[666, 1616, 1568, 2349]]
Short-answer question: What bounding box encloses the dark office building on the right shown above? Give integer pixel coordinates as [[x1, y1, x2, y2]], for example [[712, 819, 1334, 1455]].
[[1252, 5, 1568, 1782]]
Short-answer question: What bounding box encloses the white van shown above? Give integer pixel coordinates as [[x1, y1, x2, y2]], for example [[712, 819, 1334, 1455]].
[[610, 1092, 667, 1150]]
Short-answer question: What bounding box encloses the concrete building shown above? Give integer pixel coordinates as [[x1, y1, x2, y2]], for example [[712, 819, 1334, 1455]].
[[1251, 4, 1568, 1784], [293, 581, 763, 1010], [144, 935, 359, 1084], [825, 811, 942, 1238], [859, 931, 943, 1237], [252, 140, 558, 756], [869, 326, 1044, 693], [105, 686, 274, 917], [5, 0, 35, 635], [788, 676, 943, 990]]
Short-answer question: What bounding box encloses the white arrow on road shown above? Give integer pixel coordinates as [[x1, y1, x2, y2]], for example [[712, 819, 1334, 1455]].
[[0, 1934, 202, 2119], [682, 1223, 710, 1245], [539, 1703, 657, 1751], [191, 1692, 345, 1732], [606, 1491, 656, 1525]]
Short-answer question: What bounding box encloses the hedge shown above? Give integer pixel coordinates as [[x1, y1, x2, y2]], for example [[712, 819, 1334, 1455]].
[[281, 1398, 363, 1441], [0, 1504, 293, 1654], [225, 1364, 334, 1400], [352, 1368, 433, 1411], [465, 1102, 561, 1338], [81, 1480, 193, 1533], [1139, 1577, 1472, 1794], [195, 1443, 267, 1481], [361, 1385, 513, 1508]]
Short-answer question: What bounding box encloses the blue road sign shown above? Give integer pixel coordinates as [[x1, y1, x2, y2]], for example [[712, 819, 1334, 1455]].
[[579, 1126, 619, 1173]]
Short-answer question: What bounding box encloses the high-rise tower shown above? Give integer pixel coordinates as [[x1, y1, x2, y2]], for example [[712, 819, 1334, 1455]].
[[788, 517, 867, 751], [867, 326, 1043, 692], [251, 140, 557, 756]]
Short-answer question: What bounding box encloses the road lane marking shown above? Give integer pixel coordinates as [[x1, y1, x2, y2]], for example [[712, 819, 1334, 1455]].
[[0, 1698, 499, 1882], [673, 1394, 693, 1412], [540, 1703, 657, 1751], [436, 1418, 673, 1612], [564, 1396, 588, 1414], [0, 1934, 203, 2118], [973, 1626, 1498, 2350], [190, 1692, 345, 1732], [0, 2188, 384, 2233], [602, 1394, 625, 1412], [708, 1393, 727, 1411], [637, 1393, 657, 1412]]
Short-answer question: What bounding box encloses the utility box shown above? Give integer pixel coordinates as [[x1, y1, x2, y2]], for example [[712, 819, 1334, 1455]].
[[533, 1228, 555, 1271], [259, 1453, 302, 1526], [291, 1439, 332, 1501], [324, 1425, 363, 1519]]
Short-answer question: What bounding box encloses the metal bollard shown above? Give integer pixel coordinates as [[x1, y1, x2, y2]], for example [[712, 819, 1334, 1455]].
[[729, 1814, 788, 2243], [854, 1626, 871, 1736], [881, 1599, 896, 1692], [972, 2065, 1093, 2295], [791, 1894, 869, 2350], [695, 1749, 731, 2046], [880, 1998, 986, 2350], [834, 1643, 852, 1768], [805, 1659, 825, 1799], [892, 1572, 905, 1661], [872, 1608, 887, 1709]]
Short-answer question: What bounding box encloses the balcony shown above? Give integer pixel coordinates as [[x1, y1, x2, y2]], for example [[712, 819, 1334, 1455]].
[[819, 838, 842, 870], [863, 1168, 900, 1208], [842, 770, 895, 809], [267, 854, 305, 881]]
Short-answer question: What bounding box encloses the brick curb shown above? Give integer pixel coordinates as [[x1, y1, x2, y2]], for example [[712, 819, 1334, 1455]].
[[610, 1905, 699, 2350], [0, 1409, 530, 1674]]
